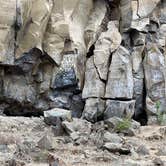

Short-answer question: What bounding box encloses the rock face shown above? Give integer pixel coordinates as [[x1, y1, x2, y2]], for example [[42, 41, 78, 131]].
[[0, 0, 165, 124]]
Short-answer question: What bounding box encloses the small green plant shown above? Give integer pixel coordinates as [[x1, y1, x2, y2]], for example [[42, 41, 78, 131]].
[[157, 111, 166, 126], [155, 101, 161, 112], [115, 118, 132, 132], [155, 101, 166, 125]]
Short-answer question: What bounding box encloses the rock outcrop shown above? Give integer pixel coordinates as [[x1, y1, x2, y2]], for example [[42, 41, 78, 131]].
[[0, 0, 165, 124]]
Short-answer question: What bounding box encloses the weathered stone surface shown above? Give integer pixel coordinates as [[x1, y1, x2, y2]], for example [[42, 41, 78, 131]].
[[158, 24, 166, 47], [85, 0, 107, 51], [144, 43, 166, 115], [156, 147, 166, 156], [137, 0, 160, 18], [44, 108, 72, 126], [94, 21, 121, 80], [3, 74, 36, 104], [16, 0, 52, 58], [82, 57, 105, 98], [103, 143, 130, 154], [0, 0, 16, 65], [136, 145, 150, 155], [120, 0, 132, 32], [62, 118, 92, 135], [104, 117, 123, 130], [104, 100, 135, 120], [103, 132, 123, 144], [82, 98, 105, 123], [105, 46, 134, 99], [37, 133, 54, 150], [53, 68, 77, 89]]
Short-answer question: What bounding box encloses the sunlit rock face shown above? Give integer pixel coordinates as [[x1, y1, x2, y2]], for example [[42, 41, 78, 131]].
[[0, 0, 165, 124]]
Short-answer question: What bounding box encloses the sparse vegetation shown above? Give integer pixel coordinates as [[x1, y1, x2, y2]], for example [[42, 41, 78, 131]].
[[155, 101, 166, 125], [157, 111, 166, 126], [115, 118, 132, 132]]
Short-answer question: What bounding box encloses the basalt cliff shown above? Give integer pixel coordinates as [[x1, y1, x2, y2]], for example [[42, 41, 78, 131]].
[[0, 0, 166, 125]]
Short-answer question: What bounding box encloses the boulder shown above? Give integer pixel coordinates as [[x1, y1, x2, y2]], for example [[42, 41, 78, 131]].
[[136, 145, 150, 155], [82, 98, 105, 122], [37, 133, 54, 150], [103, 143, 130, 154], [156, 147, 166, 156], [104, 100, 135, 120], [103, 132, 123, 144], [104, 117, 124, 130], [44, 108, 72, 126], [62, 118, 92, 135]]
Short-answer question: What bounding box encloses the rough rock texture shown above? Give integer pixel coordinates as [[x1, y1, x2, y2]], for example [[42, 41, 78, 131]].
[[0, 0, 166, 124], [0, 116, 165, 165]]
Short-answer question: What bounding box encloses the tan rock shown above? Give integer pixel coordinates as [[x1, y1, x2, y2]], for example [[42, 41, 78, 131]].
[[16, 0, 52, 58], [0, 0, 16, 64], [105, 46, 134, 99], [82, 57, 105, 98], [138, 0, 160, 18], [94, 22, 122, 80], [85, 0, 107, 51]]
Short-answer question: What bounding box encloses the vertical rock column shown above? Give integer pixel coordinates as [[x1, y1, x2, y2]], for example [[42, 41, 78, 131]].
[[82, 21, 122, 122], [0, 0, 16, 65]]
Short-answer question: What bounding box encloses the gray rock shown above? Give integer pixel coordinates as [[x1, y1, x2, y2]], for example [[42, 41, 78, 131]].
[[85, 0, 107, 50], [136, 145, 150, 155], [62, 118, 92, 135], [104, 117, 123, 130], [104, 100, 135, 120], [156, 146, 166, 156], [93, 21, 121, 80], [44, 108, 72, 126], [53, 68, 78, 89], [82, 57, 105, 98], [103, 143, 130, 154], [70, 94, 84, 118], [144, 43, 166, 115], [82, 98, 105, 122], [103, 132, 123, 144], [70, 132, 79, 141], [153, 158, 164, 166], [131, 31, 146, 46], [37, 134, 54, 150], [121, 128, 136, 136], [137, 0, 160, 18], [105, 46, 134, 99], [120, 0, 132, 32]]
